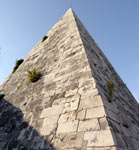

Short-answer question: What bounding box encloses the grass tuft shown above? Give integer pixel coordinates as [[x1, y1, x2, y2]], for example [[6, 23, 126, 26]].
[[13, 59, 24, 73], [42, 35, 48, 42], [106, 80, 115, 102], [27, 68, 42, 83]]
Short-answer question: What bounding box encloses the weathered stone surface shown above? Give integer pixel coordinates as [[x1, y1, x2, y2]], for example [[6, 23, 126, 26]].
[[66, 94, 80, 103], [43, 115, 59, 125], [112, 133, 127, 149], [40, 105, 64, 118], [52, 98, 66, 106], [53, 132, 77, 149], [57, 120, 79, 134], [77, 110, 86, 120], [63, 99, 80, 113], [58, 112, 76, 123], [86, 106, 106, 119], [0, 7, 139, 150], [78, 119, 100, 131], [87, 147, 116, 150], [79, 95, 103, 110], [99, 117, 110, 130], [80, 89, 98, 98], [41, 124, 57, 136], [75, 132, 85, 148], [70, 99, 80, 111], [79, 78, 95, 88], [65, 89, 78, 97], [84, 130, 115, 147]]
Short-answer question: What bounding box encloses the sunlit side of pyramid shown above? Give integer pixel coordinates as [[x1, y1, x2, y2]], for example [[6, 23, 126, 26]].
[[0, 8, 139, 150]]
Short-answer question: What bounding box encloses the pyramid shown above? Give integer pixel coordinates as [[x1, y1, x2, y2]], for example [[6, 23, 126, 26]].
[[0, 8, 139, 150]]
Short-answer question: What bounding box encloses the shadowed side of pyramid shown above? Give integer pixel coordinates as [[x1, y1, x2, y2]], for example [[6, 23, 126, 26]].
[[0, 98, 54, 150], [0, 8, 139, 150], [72, 10, 139, 149]]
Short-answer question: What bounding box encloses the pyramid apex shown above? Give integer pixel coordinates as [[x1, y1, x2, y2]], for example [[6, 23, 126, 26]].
[[67, 8, 73, 12], [65, 7, 75, 16]]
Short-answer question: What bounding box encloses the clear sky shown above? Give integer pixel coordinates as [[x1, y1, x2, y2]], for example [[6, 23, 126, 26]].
[[0, 0, 139, 101]]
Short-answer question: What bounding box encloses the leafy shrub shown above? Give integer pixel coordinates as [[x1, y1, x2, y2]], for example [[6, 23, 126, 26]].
[[106, 80, 115, 102], [0, 94, 5, 100], [27, 68, 42, 83], [13, 59, 24, 73], [42, 35, 48, 42]]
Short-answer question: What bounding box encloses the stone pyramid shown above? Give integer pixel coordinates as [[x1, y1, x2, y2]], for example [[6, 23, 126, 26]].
[[0, 8, 139, 150]]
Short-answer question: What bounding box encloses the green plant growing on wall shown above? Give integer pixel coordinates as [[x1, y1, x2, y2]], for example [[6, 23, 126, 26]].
[[106, 80, 115, 102], [122, 123, 129, 128], [13, 59, 24, 73], [0, 94, 5, 100], [42, 35, 48, 42], [72, 52, 76, 55], [27, 68, 42, 83]]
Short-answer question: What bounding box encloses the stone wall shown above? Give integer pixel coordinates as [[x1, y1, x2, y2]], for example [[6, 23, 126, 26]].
[[74, 11, 139, 149], [0, 8, 139, 150]]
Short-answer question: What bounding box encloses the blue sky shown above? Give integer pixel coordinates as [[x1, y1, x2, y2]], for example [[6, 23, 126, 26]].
[[0, 0, 139, 101]]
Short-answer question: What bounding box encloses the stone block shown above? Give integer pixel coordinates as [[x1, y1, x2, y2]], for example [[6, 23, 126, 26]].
[[79, 78, 95, 88], [53, 132, 76, 149], [99, 117, 110, 130], [40, 124, 57, 136], [58, 112, 76, 123], [64, 102, 70, 107], [66, 94, 80, 103], [65, 89, 78, 97], [77, 110, 86, 120], [78, 83, 96, 94], [86, 106, 106, 119], [57, 120, 79, 133], [112, 133, 127, 149], [52, 98, 65, 105], [87, 147, 115, 150], [17, 129, 26, 140], [108, 119, 123, 133], [79, 95, 103, 110], [84, 130, 115, 147], [81, 89, 99, 98], [40, 105, 64, 118], [78, 119, 100, 131], [43, 115, 59, 125], [75, 132, 84, 148], [105, 108, 119, 123], [63, 99, 80, 113], [70, 99, 79, 111]]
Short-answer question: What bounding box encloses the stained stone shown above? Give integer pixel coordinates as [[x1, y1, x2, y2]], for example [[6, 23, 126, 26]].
[[53, 132, 76, 149], [58, 112, 76, 123], [57, 121, 79, 134], [78, 119, 100, 131], [84, 130, 115, 147]]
